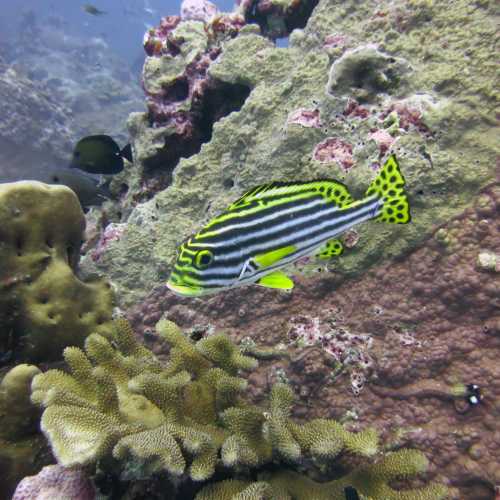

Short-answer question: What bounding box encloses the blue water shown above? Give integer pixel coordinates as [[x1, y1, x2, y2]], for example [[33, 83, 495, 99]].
[[1, 0, 236, 69]]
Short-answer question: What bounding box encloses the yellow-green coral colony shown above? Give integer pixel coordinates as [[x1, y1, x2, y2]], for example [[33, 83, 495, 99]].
[[28, 319, 446, 499], [0, 181, 114, 361], [167, 155, 411, 297]]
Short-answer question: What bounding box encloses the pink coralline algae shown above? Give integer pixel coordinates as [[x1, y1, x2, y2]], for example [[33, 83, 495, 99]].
[[287, 108, 322, 128], [287, 315, 374, 395], [140, 9, 247, 174], [143, 16, 182, 57], [13, 465, 95, 500], [91, 223, 125, 262], [287, 315, 322, 345], [368, 128, 396, 155], [343, 98, 370, 119], [181, 0, 219, 22], [380, 100, 431, 135], [313, 137, 354, 170], [323, 33, 348, 50]]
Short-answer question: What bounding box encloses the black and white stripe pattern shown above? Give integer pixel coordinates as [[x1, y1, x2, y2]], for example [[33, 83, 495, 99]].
[[181, 194, 382, 289]]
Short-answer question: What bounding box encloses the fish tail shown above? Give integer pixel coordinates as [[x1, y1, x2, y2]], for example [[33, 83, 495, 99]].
[[365, 155, 411, 224], [120, 144, 133, 163]]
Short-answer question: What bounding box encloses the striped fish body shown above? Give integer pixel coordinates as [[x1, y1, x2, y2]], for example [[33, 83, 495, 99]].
[[167, 155, 410, 297]]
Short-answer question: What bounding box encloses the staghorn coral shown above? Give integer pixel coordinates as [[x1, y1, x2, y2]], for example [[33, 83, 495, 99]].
[[29, 319, 444, 498], [0, 181, 114, 362]]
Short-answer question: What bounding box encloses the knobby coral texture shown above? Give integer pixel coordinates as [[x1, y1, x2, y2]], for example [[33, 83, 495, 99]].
[[80, 0, 498, 316], [30, 319, 446, 499], [0, 181, 114, 362]]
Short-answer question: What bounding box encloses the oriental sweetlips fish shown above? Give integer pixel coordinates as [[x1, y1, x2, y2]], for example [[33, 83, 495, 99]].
[[167, 155, 411, 297]]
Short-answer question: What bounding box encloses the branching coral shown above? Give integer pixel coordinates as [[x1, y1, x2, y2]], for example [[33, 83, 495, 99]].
[[197, 449, 448, 499], [31, 319, 446, 498]]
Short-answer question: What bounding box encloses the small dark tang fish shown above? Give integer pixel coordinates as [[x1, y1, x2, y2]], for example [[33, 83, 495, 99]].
[[71, 135, 132, 175], [167, 155, 411, 297], [83, 4, 106, 16]]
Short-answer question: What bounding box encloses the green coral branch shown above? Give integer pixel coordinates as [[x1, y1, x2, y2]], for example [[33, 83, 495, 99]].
[[28, 319, 446, 499]]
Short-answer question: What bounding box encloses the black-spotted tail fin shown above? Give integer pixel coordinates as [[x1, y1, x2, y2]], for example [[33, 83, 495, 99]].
[[365, 155, 411, 224]]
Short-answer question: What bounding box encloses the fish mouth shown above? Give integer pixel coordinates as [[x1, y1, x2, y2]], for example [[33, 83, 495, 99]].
[[166, 280, 203, 297]]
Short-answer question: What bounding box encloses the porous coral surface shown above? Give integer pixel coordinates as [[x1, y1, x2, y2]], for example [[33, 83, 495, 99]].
[[12, 464, 95, 500], [0, 181, 114, 362], [81, 0, 498, 309], [129, 181, 500, 498]]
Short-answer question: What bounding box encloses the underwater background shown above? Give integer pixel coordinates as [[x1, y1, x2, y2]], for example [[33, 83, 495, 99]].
[[0, 0, 498, 499]]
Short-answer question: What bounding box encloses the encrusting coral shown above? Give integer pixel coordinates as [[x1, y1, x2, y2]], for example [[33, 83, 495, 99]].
[[0, 364, 51, 499], [31, 318, 446, 499], [0, 181, 114, 361], [0, 363, 41, 439]]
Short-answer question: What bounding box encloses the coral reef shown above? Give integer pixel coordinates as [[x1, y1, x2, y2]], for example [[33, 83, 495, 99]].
[[0, 181, 114, 362], [0, 364, 51, 500], [0, 364, 41, 439], [197, 449, 445, 499], [30, 318, 445, 499], [0, 62, 74, 164], [12, 464, 95, 500], [130, 181, 500, 498], [80, 0, 498, 310]]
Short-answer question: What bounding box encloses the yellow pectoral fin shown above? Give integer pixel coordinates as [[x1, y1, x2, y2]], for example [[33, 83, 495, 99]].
[[257, 271, 294, 290], [254, 245, 296, 268], [315, 238, 344, 260]]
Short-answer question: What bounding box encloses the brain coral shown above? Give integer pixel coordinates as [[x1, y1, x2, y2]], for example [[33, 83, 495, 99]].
[[30, 318, 446, 499], [0, 181, 114, 362]]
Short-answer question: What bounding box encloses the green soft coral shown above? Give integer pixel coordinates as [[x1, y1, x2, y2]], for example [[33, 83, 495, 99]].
[[31, 319, 446, 499]]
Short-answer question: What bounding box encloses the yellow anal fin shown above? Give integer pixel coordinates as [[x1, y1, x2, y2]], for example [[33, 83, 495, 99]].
[[315, 238, 344, 260], [257, 271, 294, 290], [365, 154, 411, 224], [254, 245, 296, 268]]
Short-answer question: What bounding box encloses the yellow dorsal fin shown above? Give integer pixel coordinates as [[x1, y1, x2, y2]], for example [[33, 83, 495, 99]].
[[257, 271, 294, 290], [254, 245, 296, 268], [228, 180, 354, 210]]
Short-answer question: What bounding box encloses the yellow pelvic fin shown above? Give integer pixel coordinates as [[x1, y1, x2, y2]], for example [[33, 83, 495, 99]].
[[254, 245, 296, 268], [365, 154, 411, 224], [315, 238, 344, 260], [257, 271, 294, 290]]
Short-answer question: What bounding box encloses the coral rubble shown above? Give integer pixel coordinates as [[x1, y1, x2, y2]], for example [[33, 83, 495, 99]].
[[31, 318, 445, 499], [0, 181, 114, 362]]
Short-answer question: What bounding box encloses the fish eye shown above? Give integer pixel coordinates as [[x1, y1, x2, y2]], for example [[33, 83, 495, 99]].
[[194, 250, 213, 269]]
